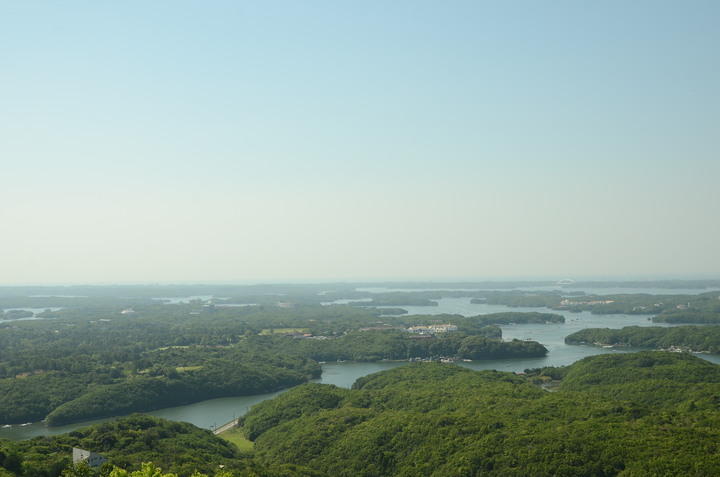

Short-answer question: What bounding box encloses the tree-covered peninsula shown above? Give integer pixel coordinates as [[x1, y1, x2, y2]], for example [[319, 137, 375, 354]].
[[564, 325, 720, 353]]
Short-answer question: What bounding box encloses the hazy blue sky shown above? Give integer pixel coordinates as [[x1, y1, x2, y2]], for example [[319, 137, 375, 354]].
[[2, 1, 719, 285]]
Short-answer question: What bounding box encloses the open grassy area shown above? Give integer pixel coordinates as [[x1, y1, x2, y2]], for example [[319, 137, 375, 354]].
[[219, 427, 254, 452], [176, 365, 203, 372]]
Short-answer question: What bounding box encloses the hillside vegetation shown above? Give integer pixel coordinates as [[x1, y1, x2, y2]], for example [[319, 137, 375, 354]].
[[0, 295, 545, 425], [241, 352, 720, 476], [2, 351, 720, 475]]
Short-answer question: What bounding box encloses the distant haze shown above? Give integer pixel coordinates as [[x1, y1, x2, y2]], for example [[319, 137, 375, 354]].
[[1, 2, 719, 285]]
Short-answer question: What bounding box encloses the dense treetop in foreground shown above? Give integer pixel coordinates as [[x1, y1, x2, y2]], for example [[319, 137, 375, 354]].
[[241, 352, 720, 476], [0, 414, 323, 477], [3, 351, 720, 476]]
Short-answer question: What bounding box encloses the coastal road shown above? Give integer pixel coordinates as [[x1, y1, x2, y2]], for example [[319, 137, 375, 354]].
[[213, 419, 239, 435]]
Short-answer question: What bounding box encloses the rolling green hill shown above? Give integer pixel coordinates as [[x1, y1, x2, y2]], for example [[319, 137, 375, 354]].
[[5, 352, 720, 476]]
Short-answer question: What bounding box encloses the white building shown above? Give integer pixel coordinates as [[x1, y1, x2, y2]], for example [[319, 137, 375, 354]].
[[73, 448, 107, 468]]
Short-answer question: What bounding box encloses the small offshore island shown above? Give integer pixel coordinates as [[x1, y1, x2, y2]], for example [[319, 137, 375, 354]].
[[1, 280, 720, 475]]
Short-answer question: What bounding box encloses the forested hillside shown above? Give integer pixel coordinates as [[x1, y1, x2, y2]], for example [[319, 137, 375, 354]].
[[1, 352, 720, 476], [0, 414, 322, 477], [240, 353, 720, 476]]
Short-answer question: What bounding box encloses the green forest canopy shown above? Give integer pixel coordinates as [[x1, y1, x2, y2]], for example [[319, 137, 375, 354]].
[[240, 352, 720, 476], [4, 351, 720, 476]]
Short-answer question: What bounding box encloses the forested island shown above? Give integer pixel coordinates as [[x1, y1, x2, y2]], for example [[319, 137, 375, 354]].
[[565, 325, 720, 353], [472, 288, 720, 318]]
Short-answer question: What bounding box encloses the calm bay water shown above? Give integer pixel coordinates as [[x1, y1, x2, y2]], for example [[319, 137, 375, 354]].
[[4, 289, 720, 440]]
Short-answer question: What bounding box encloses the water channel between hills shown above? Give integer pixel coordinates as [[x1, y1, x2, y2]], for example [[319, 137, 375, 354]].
[[5, 288, 720, 440]]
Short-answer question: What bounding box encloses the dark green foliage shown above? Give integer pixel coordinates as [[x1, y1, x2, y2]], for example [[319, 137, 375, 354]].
[[0, 414, 332, 477], [0, 296, 546, 425], [0, 415, 249, 477], [457, 336, 548, 360], [351, 361, 486, 391], [241, 383, 352, 440], [45, 355, 316, 426], [4, 283, 720, 476], [4, 352, 720, 476], [0, 285, 548, 426], [348, 292, 439, 307], [45, 377, 186, 426], [654, 311, 720, 324], [473, 291, 563, 308], [70, 415, 240, 474], [285, 330, 547, 362], [242, 356, 720, 476], [0, 372, 85, 423], [565, 325, 720, 353], [559, 351, 720, 409], [468, 311, 565, 324]]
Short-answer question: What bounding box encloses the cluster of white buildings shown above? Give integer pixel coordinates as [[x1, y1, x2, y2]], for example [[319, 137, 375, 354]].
[[559, 299, 615, 307], [406, 324, 457, 334]]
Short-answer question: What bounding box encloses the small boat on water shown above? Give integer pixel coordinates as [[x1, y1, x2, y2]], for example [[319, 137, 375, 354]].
[[1, 425, 11, 429]]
